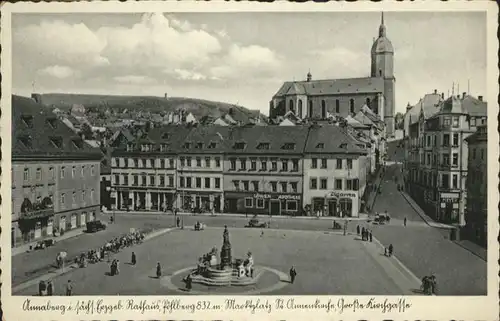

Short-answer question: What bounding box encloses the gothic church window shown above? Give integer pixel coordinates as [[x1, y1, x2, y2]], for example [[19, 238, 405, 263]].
[[289, 100, 294, 113], [309, 101, 313, 117], [349, 99, 355, 114], [298, 100, 303, 118], [335, 100, 340, 113], [321, 100, 326, 119]]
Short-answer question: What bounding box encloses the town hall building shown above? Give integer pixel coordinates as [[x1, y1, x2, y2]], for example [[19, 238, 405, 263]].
[[269, 13, 396, 137]]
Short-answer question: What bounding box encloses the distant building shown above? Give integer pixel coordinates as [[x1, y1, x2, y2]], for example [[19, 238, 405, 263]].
[[464, 125, 487, 247], [270, 13, 396, 136], [11, 95, 102, 247]]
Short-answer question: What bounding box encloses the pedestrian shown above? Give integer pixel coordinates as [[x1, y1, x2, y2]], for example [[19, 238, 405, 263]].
[[404, 217, 407, 227], [384, 247, 388, 256], [260, 230, 264, 237], [356, 225, 360, 235], [185, 274, 192, 291], [38, 280, 47, 296], [361, 227, 366, 240], [388, 244, 394, 257], [116, 260, 120, 275], [289, 266, 297, 284], [250, 267, 254, 278], [176, 216, 180, 228], [47, 280, 53, 296], [131, 252, 136, 265], [65, 280, 73, 296], [156, 262, 162, 278], [369, 230, 373, 242]]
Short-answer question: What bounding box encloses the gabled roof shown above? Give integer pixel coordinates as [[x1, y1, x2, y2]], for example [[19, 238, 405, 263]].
[[180, 126, 232, 154], [273, 77, 384, 98], [461, 95, 487, 117], [405, 92, 443, 125], [12, 95, 102, 159], [345, 115, 370, 129], [304, 125, 368, 155], [430, 95, 487, 119]]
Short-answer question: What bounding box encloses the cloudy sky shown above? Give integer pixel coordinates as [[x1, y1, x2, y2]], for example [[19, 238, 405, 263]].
[[12, 11, 486, 114]]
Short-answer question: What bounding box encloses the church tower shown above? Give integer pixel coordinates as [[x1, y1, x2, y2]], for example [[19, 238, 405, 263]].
[[371, 12, 395, 136]]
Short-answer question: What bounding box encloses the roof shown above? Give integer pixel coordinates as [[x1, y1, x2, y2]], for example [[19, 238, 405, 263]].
[[12, 95, 102, 160], [304, 125, 368, 155], [405, 92, 443, 125], [465, 125, 487, 144], [371, 36, 394, 54], [345, 115, 370, 129], [109, 128, 134, 145], [273, 77, 384, 98], [431, 94, 487, 118], [461, 95, 487, 117], [180, 126, 232, 154]]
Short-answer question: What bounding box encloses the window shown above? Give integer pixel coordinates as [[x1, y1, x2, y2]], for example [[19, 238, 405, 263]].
[[196, 177, 202, 188], [308, 100, 313, 117], [321, 159, 327, 169], [366, 97, 371, 107], [335, 99, 340, 113], [230, 158, 236, 170], [232, 180, 240, 190], [150, 176, 155, 186], [441, 174, 449, 188], [472, 148, 476, 159], [252, 181, 259, 192], [321, 100, 326, 119], [443, 134, 450, 147], [186, 157, 192, 167], [346, 179, 353, 190], [196, 157, 202, 167], [251, 159, 257, 171], [256, 199, 265, 209], [320, 178, 327, 190], [180, 177, 185, 188], [280, 182, 287, 193], [233, 142, 246, 149], [443, 117, 451, 126], [470, 117, 476, 126], [138, 159, 144, 168], [114, 174, 120, 185], [82, 190, 86, 203], [433, 135, 437, 146], [91, 165, 95, 176], [168, 176, 174, 187], [142, 176, 147, 186], [49, 167, 54, 179], [481, 148, 485, 160], [72, 192, 76, 205], [286, 200, 298, 211], [81, 166, 85, 177], [36, 168, 42, 181], [311, 158, 317, 169], [160, 159, 165, 169], [453, 133, 459, 146], [349, 99, 355, 114], [452, 174, 458, 188], [316, 143, 324, 149], [123, 174, 128, 185], [289, 100, 294, 113], [347, 159, 353, 169], [208, 142, 216, 149], [61, 193, 65, 206], [452, 153, 459, 166], [245, 198, 253, 208], [427, 154, 431, 165], [442, 153, 450, 166], [160, 176, 165, 186], [134, 175, 139, 186], [298, 100, 303, 118], [281, 160, 288, 171], [335, 179, 342, 190], [261, 160, 267, 171], [240, 159, 247, 170], [169, 159, 174, 168], [215, 178, 221, 189], [257, 143, 270, 150], [205, 177, 210, 188], [71, 166, 76, 178], [243, 181, 249, 191], [292, 159, 299, 172], [426, 136, 431, 146], [271, 160, 278, 171], [433, 154, 437, 165], [282, 143, 295, 150], [270, 181, 277, 192], [336, 159, 342, 169], [310, 178, 317, 189], [205, 157, 211, 168], [195, 142, 203, 149], [452, 117, 459, 128], [186, 177, 192, 188], [180, 157, 185, 167], [290, 182, 298, 193], [23, 168, 30, 182]]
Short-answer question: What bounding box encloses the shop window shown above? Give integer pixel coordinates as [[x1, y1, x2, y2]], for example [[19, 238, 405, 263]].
[[287, 200, 298, 211], [245, 198, 253, 208], [256, 198, 265, 209], [335, 100, 340, 113]]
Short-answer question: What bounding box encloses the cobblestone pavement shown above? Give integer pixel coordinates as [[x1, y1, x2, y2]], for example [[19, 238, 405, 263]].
[[15, 228, 418, 296], [371, 163, 487, 295]]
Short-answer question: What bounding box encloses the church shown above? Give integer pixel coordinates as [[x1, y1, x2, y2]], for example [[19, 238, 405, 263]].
[[269, 13, 396, 137]]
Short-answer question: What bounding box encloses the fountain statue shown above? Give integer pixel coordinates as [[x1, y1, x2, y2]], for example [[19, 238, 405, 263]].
[[220, 225, 232, 269]]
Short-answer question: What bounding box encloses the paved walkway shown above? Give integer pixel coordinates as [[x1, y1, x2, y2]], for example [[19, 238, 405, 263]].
[[399, 191, 455, 229], [12, 228, 85, 257], [12, 227, 176, 294]]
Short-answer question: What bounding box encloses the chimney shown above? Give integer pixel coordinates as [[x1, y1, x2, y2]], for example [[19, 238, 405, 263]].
[[478, 95, 483, 101], [462, 92, 466, 99], [434, 89, 437, 94]]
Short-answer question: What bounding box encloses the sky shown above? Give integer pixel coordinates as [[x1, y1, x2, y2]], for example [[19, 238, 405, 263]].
[[11, 11, 487, 115]]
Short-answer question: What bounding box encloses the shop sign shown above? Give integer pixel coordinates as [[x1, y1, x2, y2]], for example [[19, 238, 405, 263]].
[[327, 192, 357, 199], [254, 193, 271, 199], [277, 194, 300, 200], [253, 193, 300, 200], [440, 192, 459, 203]]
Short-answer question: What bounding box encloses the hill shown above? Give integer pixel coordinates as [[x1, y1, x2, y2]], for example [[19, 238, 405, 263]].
[[37, 93, 265, 123]]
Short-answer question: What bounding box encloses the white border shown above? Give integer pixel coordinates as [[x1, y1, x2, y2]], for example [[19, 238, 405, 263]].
[[1, 1, 498, 320]]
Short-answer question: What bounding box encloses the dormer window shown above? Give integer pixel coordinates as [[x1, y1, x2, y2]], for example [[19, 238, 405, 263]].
[[316, 143, 324, 149], [141, 144, 152, 152], [339, 143, 348, 149], [126, 143, 134, 152], [195, 142, 203, 149], [183, 142, 192, 149], [160, 143, 170, 152], [46, 117, 57, 129], [18, 135, 33, 148], [257, 142, 270, 150], [49, 136, 63, 148], [21, 115, 34, 128], [281, 143, 296, 150], [233, 142, 246, 150], [72, 138, 84, 149], [161, 133, 170, 139], [208, 142, 217, 149]]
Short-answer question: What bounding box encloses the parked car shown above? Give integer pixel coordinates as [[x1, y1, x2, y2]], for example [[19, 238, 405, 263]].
[[86, 220, 107, 233], [34, 238, 56, 250], [245, 217, 268, 228]]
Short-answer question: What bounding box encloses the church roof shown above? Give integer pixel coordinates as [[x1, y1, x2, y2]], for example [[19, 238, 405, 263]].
[[371, 12, 394, 54], [273, 77, 384, 98]]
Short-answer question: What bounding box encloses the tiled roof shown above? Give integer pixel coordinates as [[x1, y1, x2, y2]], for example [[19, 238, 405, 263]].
[[180, 126, 232, 154], [12, 95, 102, 159], [273, 77, 384, 98], [405, 93, 443, 125], [432, 95, 487, 118], [465, 125, 487, 144], [304, 125, 368, 155], [345, 115, 370, 129], [461, 95, 487, 117]]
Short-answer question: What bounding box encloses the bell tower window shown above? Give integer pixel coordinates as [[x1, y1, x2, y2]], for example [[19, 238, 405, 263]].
[[321, 100, 326, 119], [308, 100, 313, 118], [289, 100, 294, 113], [298, 100, 303, 118], [349, 99, 355, 114]]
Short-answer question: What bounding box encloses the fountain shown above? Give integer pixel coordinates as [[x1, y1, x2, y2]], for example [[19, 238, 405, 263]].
[[188, 226, 261, 286]]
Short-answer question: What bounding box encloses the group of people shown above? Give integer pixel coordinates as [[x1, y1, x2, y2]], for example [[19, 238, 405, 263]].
[[357, 225, 373, 242], [109, 259, 121, 276], [38, 279, 73, 296], [421, 274, 438, 295]]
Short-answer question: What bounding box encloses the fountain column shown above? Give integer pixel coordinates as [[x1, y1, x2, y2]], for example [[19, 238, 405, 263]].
[[220, 225, 232, 269]]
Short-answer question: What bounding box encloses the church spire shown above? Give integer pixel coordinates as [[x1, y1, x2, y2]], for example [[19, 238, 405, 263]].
[[378, 12, 386, 37]]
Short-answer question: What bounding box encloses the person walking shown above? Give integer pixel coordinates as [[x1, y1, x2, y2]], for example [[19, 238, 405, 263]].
[[65, 280, 73, 296], [388, 244, 394, 257], [47, 280, 53, 296], [289, 266, 297, 284], [156, 262, 162, 278], [369, 230, 373, 242], [404, 217, 407, 227], [131, 252, 136, 265], [185, 274, 192, 291], [356, 225, 360, 235], [361, 227, 366, 240], [176, 216, 180, 228]]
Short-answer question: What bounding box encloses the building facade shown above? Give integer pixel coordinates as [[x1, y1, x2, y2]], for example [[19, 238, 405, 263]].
[[404, 94, 487, 226], [269, 13, 396, 136], [464, 125, 487, 247], [12, 95, 101, 247], [302, 125, 370, 217], [223, 127, 309, 216]]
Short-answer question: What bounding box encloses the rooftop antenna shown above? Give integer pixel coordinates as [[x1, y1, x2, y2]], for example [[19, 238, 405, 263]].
[[457, 82, 460, 95], [468, 79, 470, 95], [452, 82, 455, 96]]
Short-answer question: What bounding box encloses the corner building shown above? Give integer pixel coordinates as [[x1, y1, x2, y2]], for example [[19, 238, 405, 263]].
[[11, 95, 102, 247], [269, 13, 396, 136]]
